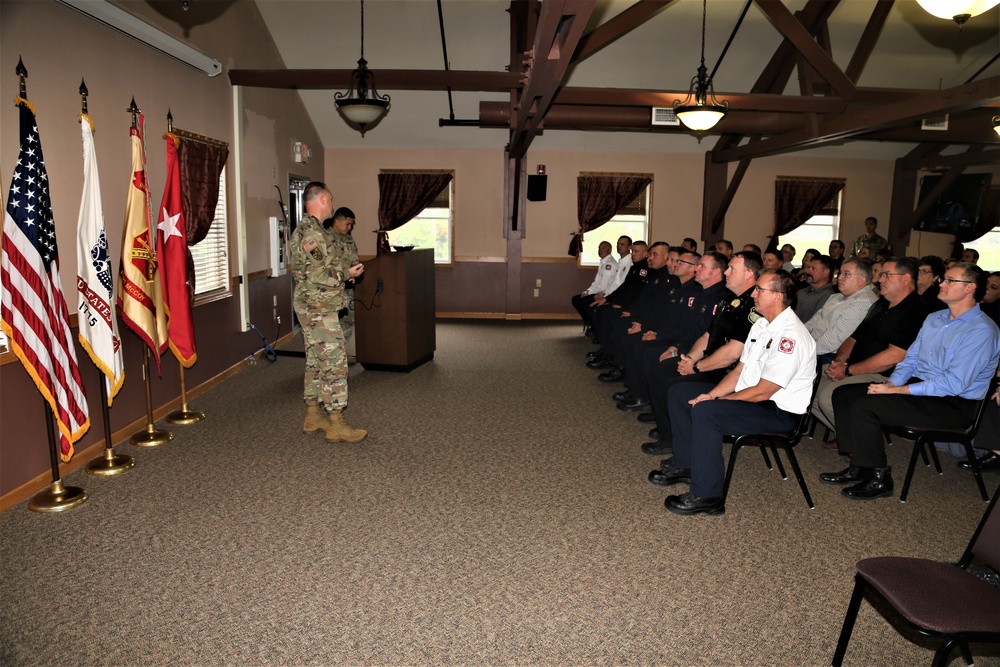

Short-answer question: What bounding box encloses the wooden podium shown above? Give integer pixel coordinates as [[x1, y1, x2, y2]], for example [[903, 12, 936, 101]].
[[354, 248, 436, 371]]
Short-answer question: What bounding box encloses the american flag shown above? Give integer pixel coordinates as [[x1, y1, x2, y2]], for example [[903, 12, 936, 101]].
[[1, 99, 90, 461]]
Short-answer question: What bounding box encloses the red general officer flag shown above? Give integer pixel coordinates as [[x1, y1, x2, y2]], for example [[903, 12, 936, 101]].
[[117, 114, 167, 372], [1, 98, 90, 461], [156, 134, 196, 367]]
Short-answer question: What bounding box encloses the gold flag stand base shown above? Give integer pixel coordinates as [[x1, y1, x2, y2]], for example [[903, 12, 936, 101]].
[[167, 406, 204, 425], [29, 480, 88, 513], [85, 447, 136, 476], [129, 423, 173, 447]]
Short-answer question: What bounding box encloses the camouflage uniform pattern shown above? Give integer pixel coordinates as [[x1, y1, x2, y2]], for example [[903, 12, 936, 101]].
[[290, 214, 349, 410], [330, 229, 359, 344]]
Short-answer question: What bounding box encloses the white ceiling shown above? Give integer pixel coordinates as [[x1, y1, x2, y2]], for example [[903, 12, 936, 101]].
[[253, 0, 1000, 158]]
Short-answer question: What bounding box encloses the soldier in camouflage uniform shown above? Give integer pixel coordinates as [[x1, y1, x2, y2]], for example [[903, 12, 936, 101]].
[[289, 182, 367, 442], [328, 207, 360, 348]]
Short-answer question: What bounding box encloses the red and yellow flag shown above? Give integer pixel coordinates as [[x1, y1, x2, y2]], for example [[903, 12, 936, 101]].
[[117, 115, 167, 372]]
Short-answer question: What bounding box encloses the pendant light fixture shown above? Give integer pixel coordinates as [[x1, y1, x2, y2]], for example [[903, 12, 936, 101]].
[[915, 0, 1000, 27], [335, 0, 390, 136], [993, 115, 1000, 138], [673, 0, 728, 132]]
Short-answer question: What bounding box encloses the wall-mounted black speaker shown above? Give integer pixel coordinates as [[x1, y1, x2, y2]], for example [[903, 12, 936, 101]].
[[527, 174, 548, 202]]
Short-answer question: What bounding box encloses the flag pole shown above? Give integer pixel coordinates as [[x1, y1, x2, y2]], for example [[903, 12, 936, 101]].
[[29, 400, 89, 512], [7, 59, 87, 512], [72, 80, 134, 474], [167, 366, 205, 424], [125, 98, 171, 448], [162, 110, 204, 426]]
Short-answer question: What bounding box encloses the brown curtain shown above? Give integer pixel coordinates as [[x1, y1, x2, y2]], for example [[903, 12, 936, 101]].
[[572, 175, 651, 257], [770, 178, 845, 252], [377, 172, 453, 255], [177, 139, 229, 246], [958, 184, 999, 244]]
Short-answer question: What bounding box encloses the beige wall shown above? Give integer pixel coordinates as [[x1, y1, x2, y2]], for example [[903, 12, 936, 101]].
[[324, 147, 902, 259], [0, 0, 319, 502]]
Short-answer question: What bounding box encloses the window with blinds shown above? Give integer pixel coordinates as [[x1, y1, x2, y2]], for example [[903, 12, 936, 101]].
[[190, 166, 231, 301]]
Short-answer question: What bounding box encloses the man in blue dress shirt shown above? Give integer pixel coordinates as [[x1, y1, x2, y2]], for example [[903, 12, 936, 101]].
[[821, 263, 1000, 499]]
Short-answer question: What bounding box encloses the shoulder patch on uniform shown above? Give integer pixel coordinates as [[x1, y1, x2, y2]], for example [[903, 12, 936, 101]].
[[749, 311, 761, 323], [304, 239, 318, 252], [778, 337, 795, 354]]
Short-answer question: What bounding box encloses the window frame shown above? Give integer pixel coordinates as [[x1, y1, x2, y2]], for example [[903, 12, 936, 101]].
[[777, 188, 844, 259], [383, 169, 455, 266], [578, 174, 652, 268]]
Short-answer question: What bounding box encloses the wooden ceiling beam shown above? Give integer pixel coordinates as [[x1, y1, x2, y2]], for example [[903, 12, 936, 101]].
[[227, 69, 519, 91], [571, 0, 674, 64], [845, 0, 894, 85], [711, 75, 1000, 162], [508, 0, 596, 158], [552, 88, 845, 112], [753, 0, 856, 101]]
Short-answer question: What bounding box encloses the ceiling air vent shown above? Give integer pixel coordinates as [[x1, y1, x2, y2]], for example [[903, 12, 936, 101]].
[[651, 107, 680, 126], [921, 114, 949, 131]]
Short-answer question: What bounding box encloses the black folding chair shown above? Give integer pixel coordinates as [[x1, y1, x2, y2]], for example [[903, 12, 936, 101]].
[[832, 483, 1000, 666], [881, 376, 998, 503]]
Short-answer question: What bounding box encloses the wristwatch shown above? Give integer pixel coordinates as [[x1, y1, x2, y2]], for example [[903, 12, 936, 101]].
[[845, 365, 853, 377], [694, 361, 701, 373]]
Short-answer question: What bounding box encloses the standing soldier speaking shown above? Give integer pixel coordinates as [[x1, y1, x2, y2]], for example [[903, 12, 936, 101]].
[[289, 182, 367, 442]]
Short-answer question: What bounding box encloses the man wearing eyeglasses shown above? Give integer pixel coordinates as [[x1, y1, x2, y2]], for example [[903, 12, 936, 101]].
[[811, 257, 928, 445], [821, 263, 1000, 500], [654, 269, 816, 516]]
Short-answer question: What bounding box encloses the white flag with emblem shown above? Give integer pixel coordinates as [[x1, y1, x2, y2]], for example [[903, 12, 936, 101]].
[[76, 114, 124, 404]]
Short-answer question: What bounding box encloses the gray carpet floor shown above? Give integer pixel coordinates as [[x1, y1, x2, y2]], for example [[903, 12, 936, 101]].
[[1, 320, 998, 666]]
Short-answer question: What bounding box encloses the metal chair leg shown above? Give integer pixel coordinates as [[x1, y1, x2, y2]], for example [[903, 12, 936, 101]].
[[721, 441, 743, 504], [900, 439, 924, 503], [962, 441, 991, 502], [784, 447, 815, 509], [832, 576, 866, 666]]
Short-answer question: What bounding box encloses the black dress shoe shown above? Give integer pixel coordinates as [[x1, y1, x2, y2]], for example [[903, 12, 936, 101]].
[[637, 412, 657, 423], [612, 390, 632, 402], [664, 492, 725, 516], [842, 467, 893, 500], [959, 452, 1000, 471], [598, 368, 624, 383], [648, 428, 660, 439], [660, 457, 674, 470], [819, 465, 864, 485], [617, 397, 650, 412], [586, 350, 601, 359], [649, 466, 691, 487], [641, 440, 673, 455], [586, 358, 612, 369]]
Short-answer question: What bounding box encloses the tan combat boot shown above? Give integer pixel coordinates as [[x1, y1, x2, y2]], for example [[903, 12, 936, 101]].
[[325, 410, 367, 443], [303, 402, 324, 434]]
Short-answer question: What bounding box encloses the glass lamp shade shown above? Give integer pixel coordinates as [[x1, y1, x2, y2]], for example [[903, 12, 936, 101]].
[[994, 116, 1000, 138], [336, 99, 389, 126], [915, 0, 1000, 20], [675, 104, 727, 131]]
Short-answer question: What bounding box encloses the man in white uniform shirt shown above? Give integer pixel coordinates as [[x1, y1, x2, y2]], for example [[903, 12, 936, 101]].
[[654, 269, 816, 516], [572, 240, 618, 329]]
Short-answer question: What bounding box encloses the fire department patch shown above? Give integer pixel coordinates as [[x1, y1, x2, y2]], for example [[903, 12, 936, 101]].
[[604, 263, 612, 271], [640, 269, 648, 276], [778, 337, 795, 354]]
